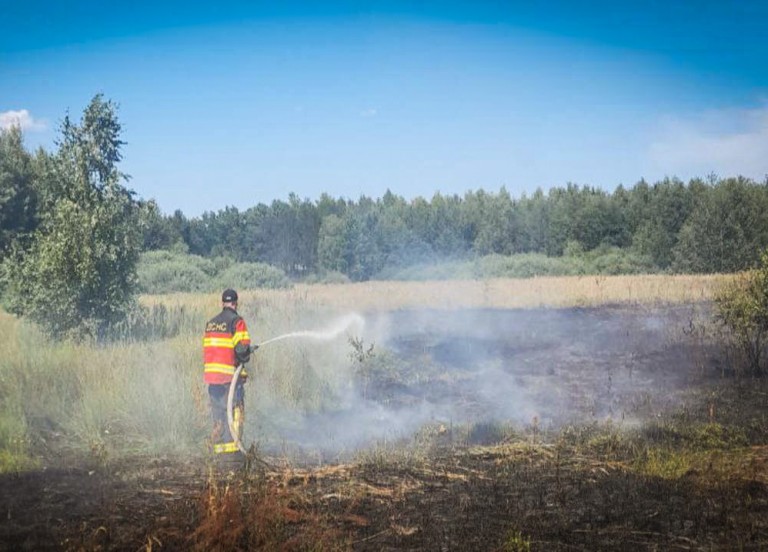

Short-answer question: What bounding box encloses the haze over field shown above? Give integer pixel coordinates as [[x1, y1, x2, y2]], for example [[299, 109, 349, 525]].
[[250, 306, 702, 457], [2, 1, 767, 215]]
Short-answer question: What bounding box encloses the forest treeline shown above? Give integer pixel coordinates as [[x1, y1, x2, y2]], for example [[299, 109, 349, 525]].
[[3, 96, 768, 290], [140, 175, 768, 281]]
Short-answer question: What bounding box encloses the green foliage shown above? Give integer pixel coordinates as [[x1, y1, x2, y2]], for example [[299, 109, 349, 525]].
[[217, 262, 291, 290], [562, 239, 585, 258], [641, 420, 748, 450], [142, 176, 768, 282], [635, 447, 693, 479], [582, 245, 656, 275], [317, 214, 348, 274], [4, 95, 142, 338], [136, 250, 291, 293], [629, 177, 694, 268], [138, 199, 183, 250], [475, 253, 580, 278], [714, 250, 768, 377], [137, 250, 217, 293], [673, 177, 768, 273], [502, 530, 532, 552], [0, 126, 37, 253], [472, 187, 519, 255]]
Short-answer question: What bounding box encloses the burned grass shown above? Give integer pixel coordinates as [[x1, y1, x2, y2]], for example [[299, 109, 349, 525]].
[[1, 380, 766, 551]]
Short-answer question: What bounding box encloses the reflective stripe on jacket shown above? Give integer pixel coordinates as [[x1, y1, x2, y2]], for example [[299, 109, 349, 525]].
[[203, 307, 251, 384]]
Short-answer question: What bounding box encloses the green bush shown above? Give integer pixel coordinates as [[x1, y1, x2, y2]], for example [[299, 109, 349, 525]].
[[475, 253, 580, 278], [217, 262, 291, 290], [714, 250, 768, 377], [137, 251, 292, 293], [137, 250, 216, 293], [584, 246, 656, 275]]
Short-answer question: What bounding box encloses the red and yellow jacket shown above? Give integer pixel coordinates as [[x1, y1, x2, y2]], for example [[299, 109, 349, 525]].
[[203, 307, 251, 385]]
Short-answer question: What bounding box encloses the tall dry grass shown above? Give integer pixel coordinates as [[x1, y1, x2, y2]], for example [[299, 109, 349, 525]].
[[0, 310, 209, 469], [142, 273, 729, 314], [0, 290, 357, 470], [291, 274, 728, 310]]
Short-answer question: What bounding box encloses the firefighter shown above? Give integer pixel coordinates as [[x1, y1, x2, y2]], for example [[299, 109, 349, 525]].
[[203, 288, 256, 466]]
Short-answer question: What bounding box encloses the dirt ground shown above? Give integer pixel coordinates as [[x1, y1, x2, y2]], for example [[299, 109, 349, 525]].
[[2, 305, 767, 551]]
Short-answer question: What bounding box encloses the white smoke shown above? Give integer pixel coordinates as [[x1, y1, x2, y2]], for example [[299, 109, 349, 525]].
[[247, 306, 700, 459]]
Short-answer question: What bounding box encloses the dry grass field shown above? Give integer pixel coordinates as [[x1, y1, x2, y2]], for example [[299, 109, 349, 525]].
[[143, 273, 729, 313]]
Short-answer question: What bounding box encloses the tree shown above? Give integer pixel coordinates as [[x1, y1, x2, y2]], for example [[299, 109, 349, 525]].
[[630, 178, 693, 268], [139, 199, 182, 250], [4, 95, 142, 338], [673, 177, 768, 273], [0, 126, 37, 252], [317, 204, 392, 281], [473, 187, 519, 255], [715, 249, 768, 377], [426, 192, 468, 256], [288, 194, 321, 274], [317, 214, 348, 274], [517, 188, 549, 253]]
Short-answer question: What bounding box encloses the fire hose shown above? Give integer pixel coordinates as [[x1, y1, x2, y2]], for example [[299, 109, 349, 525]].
[[223, 314, 365, 462], [225, 344, 273, 457], [226, 362, 248, 455]]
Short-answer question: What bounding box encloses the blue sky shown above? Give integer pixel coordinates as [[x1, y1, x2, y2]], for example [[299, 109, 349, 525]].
[[2, 1, 767, 215]]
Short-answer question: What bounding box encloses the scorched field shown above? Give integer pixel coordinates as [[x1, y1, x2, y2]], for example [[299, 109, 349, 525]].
[[1, 275, 766, 551]]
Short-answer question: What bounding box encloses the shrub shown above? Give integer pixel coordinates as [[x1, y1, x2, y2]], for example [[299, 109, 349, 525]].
[[217, 262, 291, 290], [585, 246, 656, 275], [137, 250, 216, 294], [137, 251, 292, 293], [474, 253, 578, 278], [714, 250, 768, 377]]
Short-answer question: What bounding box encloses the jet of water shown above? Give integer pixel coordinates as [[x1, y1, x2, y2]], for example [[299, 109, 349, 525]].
[[259, 313, 365, 347]]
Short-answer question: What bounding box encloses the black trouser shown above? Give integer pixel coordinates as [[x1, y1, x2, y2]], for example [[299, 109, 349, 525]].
[[208, 381, 245, 455]]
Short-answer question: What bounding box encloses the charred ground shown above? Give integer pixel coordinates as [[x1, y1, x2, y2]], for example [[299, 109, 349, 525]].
[[2, 304, 767, 551]]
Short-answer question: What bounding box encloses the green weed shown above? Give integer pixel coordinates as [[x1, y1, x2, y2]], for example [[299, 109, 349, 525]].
[[502, 530, 532, 552]]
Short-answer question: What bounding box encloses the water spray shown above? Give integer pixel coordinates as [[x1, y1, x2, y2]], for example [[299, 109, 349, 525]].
[[226, 313, 365, 456]]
